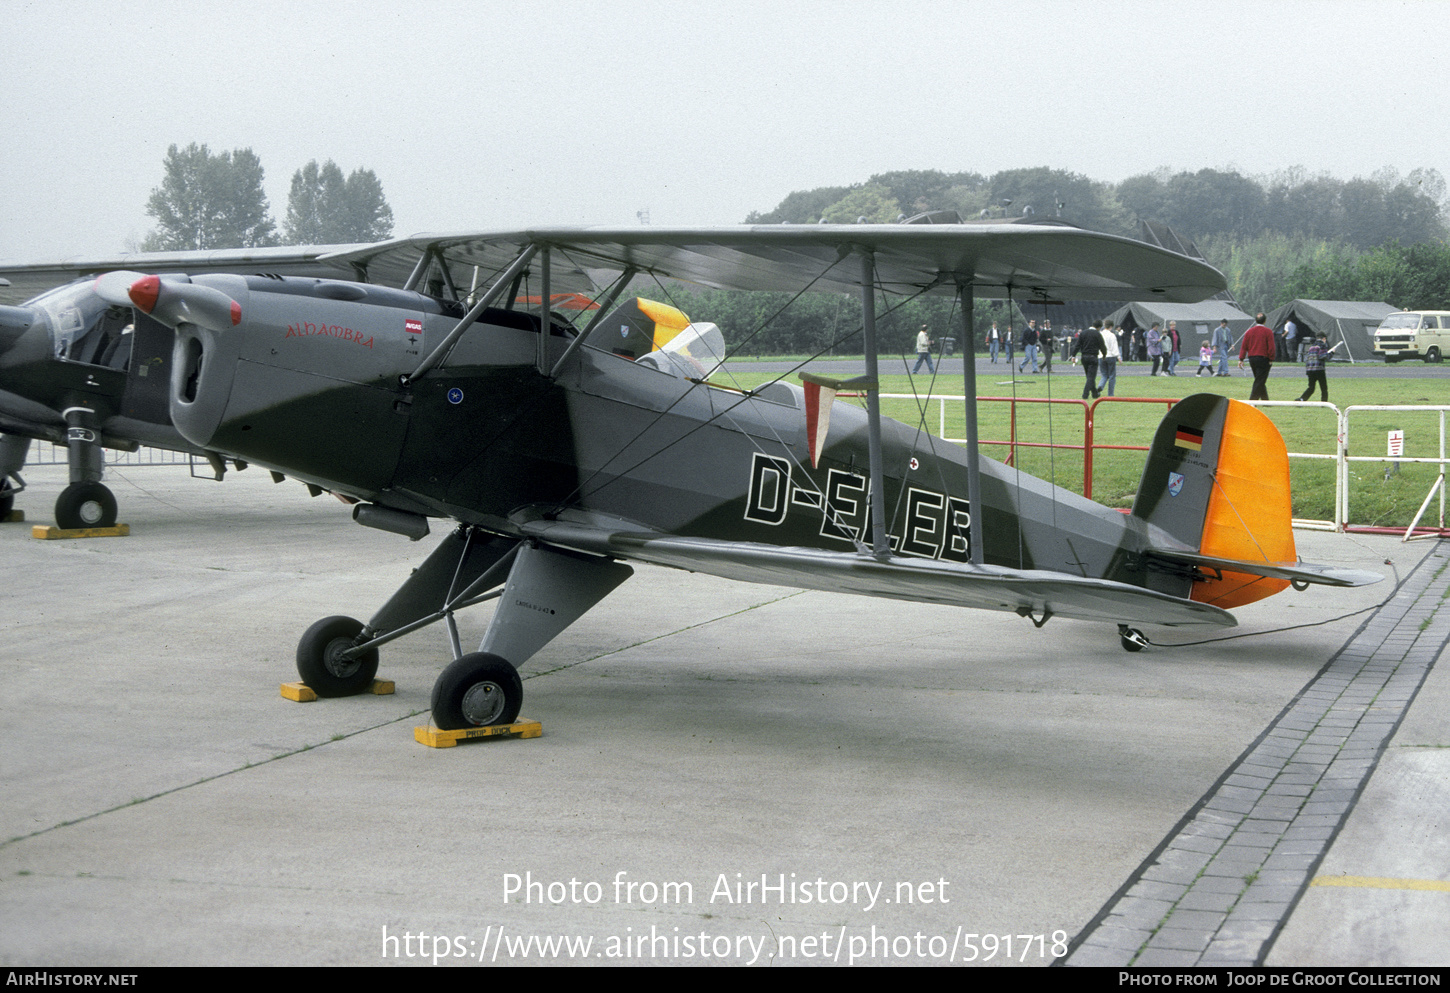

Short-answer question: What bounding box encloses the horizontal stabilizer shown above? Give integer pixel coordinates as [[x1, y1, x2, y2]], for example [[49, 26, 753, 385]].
[[520, 519, 1236, 629], [1144, 550, 1382, 589]]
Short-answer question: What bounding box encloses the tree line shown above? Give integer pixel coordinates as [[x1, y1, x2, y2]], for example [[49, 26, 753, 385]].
[[747, 165, 1448, 250], [746, 166, 1449, 322], [142, 143, 393, 251], [137, 150, 1449, 353]]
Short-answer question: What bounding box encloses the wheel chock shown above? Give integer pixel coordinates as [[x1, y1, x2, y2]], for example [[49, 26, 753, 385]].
[[31, 524, 130, 539], [279, 679, 395, 702], [3, 510, 23, 523], [414, 719, 542, 748]]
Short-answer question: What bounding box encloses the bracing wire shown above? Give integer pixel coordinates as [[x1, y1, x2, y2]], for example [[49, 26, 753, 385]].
[[544, 255, 950, 517]]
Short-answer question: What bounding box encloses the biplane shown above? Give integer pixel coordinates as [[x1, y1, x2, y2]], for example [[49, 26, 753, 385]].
[[1, 224, 1380, 729]]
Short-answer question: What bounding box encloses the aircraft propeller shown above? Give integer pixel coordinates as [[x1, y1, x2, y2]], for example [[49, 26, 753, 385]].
[[91, 271, 241, 331]]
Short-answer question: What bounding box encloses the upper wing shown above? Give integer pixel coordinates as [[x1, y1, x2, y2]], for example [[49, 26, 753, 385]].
[[520, 518, 1236, 629], [325, 223, 1228, 302], [1, 223, 1226, 306], [0, 243, 370, 305]]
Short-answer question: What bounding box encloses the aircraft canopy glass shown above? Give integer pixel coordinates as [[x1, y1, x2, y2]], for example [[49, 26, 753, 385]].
[[30, 279, 131, 367]]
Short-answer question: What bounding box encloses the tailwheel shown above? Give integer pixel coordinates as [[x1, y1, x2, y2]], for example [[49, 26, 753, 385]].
[[1118, 625, 1148, 652], [431, 653, 523, 731], [55, 481, 116, 530], [296, 615, 379, 697]]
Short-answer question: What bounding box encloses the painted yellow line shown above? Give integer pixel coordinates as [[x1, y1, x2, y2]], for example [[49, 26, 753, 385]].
[[1312, 875, 1450, 892]]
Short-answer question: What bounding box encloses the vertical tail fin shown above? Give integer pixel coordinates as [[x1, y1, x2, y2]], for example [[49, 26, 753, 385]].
[[1132, 394, 1294, 608]]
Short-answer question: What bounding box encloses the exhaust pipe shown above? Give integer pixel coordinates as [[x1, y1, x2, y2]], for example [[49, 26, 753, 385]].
[[353, 503, 430, 541]]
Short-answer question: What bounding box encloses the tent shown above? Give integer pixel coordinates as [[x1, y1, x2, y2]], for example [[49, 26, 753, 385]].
[[1264, 299, 1397, 363], [1101, 301, 1255, 361]]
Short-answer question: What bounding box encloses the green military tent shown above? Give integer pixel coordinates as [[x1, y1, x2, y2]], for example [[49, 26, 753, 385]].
[[1264, 300, 1397, 363], [1101, 301, 1255, 361]]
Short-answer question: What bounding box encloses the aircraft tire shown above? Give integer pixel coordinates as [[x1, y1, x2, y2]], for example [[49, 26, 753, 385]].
[[1119, 627, 1147, 652], [296, 615, 379, 697], [54, 482, 117, 530], [431, 653, 522, 730], [0, 478, 14, 519]]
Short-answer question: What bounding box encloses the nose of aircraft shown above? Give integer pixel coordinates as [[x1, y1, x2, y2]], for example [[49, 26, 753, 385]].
[[0, 305, 37, 361]]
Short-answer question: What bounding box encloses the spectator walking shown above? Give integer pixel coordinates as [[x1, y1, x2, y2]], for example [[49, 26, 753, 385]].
[[1211, 318, 1232, 376], [1297, 332, 1337, 402], [912, 324, 935, 374], [1239, 313, 1276, 401], [1097, 320, 1120, 396], [1072, 321, 1106, 400], [1019, 320, 1040, 374]]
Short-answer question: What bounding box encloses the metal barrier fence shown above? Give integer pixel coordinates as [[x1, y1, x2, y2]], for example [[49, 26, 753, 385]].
[[29, 441, 198, 467], [1342, 405, 1448, 540], [875, 393, 1450, 538]]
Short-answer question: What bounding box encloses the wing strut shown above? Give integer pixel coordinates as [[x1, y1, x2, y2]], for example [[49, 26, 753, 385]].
[[957, 279, 984, 566], [860, 252, 890, 560], [548, 266, 638, 380], [536, 246, 551, 374], [406, 244, 539, 383]]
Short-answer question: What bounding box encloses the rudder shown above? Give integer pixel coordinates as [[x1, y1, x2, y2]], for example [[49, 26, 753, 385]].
[[1132, 394, 1293, 608]]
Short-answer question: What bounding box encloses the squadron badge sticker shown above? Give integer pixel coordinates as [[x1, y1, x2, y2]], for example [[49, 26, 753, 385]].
[[1168, 471, 1185, 497]]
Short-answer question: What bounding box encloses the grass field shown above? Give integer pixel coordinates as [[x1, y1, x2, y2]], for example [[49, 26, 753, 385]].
[[714, 361, 1450, 529]]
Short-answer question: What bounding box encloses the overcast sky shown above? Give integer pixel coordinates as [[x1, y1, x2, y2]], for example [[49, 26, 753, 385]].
[[4, 0, 1447, 262]]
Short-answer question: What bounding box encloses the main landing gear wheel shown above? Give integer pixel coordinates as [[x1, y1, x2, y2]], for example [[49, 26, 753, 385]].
[[431, 653, 523, 731], [296, 615, 380, 697], [1119, 626, 1148, 652], [0, 478, 14, 519], [54, 481, 116, 530]]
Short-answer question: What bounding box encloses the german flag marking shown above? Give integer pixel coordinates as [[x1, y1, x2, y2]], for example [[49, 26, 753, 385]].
[[1174, 425, 1204, 451]]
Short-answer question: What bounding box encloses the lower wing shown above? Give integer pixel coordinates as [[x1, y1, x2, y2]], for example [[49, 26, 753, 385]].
[[519, 519, 1235, 628]]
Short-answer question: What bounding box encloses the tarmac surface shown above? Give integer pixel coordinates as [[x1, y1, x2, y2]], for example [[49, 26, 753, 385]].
[[1, 464, 1446, 967]]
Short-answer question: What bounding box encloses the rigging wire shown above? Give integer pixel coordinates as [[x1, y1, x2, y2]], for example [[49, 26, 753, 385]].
[[578, 278, 932, 489], [1040, 301, 1059, 545], [1007, 287, 1023, 570], [552, 268, 942, 523], [542, 256, 850, 514]]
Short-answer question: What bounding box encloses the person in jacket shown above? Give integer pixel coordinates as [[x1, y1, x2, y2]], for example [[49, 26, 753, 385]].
[[913, 324, 935, 374], [1238, 313, 1276, 400], [1097, 320, 1120, 397], [1211, 318, 1232, 377], [1019, 320, 1040, 374], [1072, 321, 1106, 399], [1297, 332, 1337, 402]]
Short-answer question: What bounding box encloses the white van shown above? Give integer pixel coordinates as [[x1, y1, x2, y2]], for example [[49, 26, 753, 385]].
[[1373, 311, 1450, 363]]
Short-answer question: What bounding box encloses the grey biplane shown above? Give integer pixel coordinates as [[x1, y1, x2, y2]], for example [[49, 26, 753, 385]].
[[2, 225, 1380, 730]]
